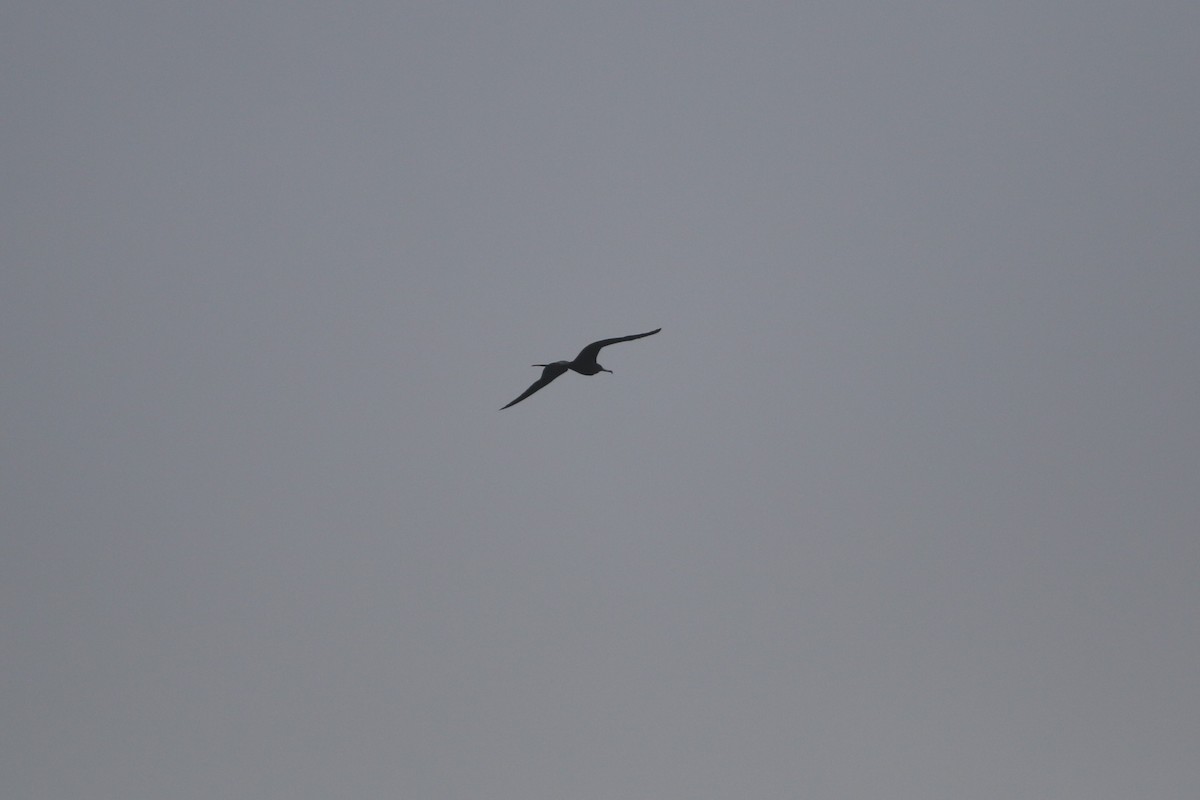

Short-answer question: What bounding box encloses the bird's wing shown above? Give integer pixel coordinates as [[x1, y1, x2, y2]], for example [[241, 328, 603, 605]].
[[501, 362, 569, 409], [574, 328, 662, 366]]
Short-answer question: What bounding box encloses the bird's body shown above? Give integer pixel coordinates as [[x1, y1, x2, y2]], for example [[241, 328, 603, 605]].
[[501, 328, 661, 409]]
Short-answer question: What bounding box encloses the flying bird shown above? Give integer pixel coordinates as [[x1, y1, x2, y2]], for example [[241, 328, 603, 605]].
[[501, 328, 661, 409]]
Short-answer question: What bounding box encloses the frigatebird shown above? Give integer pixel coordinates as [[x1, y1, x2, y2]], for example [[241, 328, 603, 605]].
[[501, 328, 661, 409]]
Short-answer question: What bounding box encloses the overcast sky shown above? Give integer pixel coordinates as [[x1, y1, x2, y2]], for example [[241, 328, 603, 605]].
[[3, 2, 1198, 798]]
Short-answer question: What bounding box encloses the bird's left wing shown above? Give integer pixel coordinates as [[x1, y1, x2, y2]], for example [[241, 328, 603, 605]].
[[574, 328, 661, 365]]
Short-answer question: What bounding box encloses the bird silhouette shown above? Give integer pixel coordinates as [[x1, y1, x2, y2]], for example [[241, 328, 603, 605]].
[[501, 328, 661, 409]]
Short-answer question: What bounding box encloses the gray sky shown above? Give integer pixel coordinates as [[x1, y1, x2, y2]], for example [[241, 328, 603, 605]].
[[3, 2, 1198, 798]]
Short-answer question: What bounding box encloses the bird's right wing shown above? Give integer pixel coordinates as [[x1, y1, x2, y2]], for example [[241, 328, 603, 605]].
[[501, 362, 569, 409]]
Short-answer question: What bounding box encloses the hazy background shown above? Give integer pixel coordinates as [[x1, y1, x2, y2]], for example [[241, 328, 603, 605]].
[[3, 2, 1198, 798]]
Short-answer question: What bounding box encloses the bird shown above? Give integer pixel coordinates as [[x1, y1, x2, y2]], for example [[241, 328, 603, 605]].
[[501, 328, 661, 409]]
